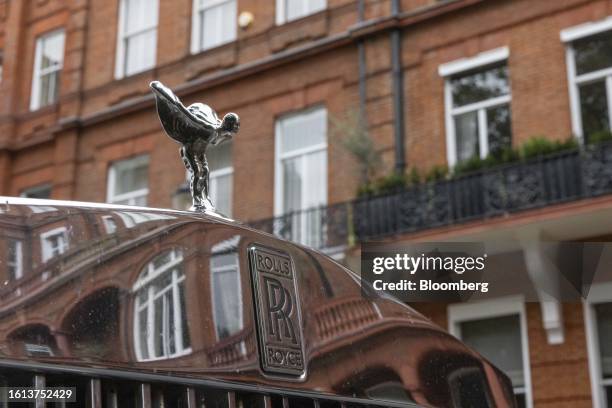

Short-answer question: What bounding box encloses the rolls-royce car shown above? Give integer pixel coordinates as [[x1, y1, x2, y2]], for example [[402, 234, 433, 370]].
[[0, 197, 515, 407]]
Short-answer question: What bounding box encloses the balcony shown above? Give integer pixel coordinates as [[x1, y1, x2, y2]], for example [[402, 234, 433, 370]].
[[249, 142, 612, 248]]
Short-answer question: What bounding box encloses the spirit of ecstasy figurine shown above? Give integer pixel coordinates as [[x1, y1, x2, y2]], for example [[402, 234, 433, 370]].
[[150, 81, 240, 212]]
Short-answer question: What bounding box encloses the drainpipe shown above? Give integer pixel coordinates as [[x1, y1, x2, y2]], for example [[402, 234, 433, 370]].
[[357, 0, 367, 119], [391, 0, 406, 173]]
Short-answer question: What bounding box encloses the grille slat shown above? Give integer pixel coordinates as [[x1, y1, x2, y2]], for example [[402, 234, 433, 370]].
[[138, 383, 151, 408], [87, 378, 101, 408], [186, 387, 196, 408], [34, 374, 45, 408]]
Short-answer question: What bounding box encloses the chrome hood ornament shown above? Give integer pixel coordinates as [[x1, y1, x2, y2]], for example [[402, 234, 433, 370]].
[[150, 81, 239, 212]]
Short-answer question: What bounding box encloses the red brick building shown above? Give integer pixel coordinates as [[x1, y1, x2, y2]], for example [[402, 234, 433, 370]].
[[2, 0, 612, 407]]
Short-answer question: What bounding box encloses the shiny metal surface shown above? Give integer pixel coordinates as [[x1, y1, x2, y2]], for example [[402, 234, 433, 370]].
[[150, 81, 240, 213], [0, 198, 515, 407]]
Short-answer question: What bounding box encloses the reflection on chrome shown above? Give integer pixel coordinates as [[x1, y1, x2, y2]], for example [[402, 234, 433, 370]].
[[0, 200, 516, 406], [133, 249, 191, 361], [114, 211, 176, 229], [206, 235, 254, 367], [40, 226, 69, 262]]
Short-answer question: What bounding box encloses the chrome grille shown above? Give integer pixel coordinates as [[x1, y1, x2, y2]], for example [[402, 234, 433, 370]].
[[0, 364, 415, 408]]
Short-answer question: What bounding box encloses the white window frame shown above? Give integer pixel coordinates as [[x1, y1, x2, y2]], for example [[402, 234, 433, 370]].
[[584, 281, 612, 408], [115, 0, 159, 79], [210, 252, 243, 340], [276, 0, 327, 25], [561, 18, 612, 142], [7, 239, 23, 281], [190, 0, 237, 54], [274, 107, 328, 246], [40, 226, 69, 262], [133, 249, 191, 361], [439, 47, 511, 167], [106, 155, 149, 206], [448, 296, 533, 408], [30, 29, 65, 111], [102, 215, 117, 234]]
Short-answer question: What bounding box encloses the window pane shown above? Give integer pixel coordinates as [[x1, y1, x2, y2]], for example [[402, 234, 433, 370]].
[[152, 273, 173, 296], [574, 32, 612, 75], [167, 292, 176, 355], [21, 185, 51, 199], [125, 30, 156, 76], [201, 0, 236, 50], [460, 315, 524, 388], [7, 240, 22, 281], [486, 104, 512, 156], [211, 254, 242, 340], [179, 281, 190, 348], [279, 109, 326, 154], [451, 65, 510, 107], [303, 150, 326, 208], [154, 297, 164, 357], [282, 158, 302, 212], [113, 159, 148, 196], [210, 172, 232, 216], [138, 309, 149, 360], [40, 33, 65, 70], [152, 252, 173, 270], [454, 111, 479, 162], [39, 71, 60, 107], [208, 142, 232, 171], [595, 302, 612, 379], [286, 0, 307, 21], [579, 80, 610, 142], [286, 0, 325, 21], [125, 0, 157, 32]]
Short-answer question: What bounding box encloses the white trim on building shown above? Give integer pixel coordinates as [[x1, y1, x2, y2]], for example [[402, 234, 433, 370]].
[[30, 29, 65, 111], [106, 155, 150, 206], [448, 296, 533, 408], [439, 47, 511, 167], [584, 282, 612, 408], [276, 0, 326, 25], [562, 17, 612, 142], [40, 226, 69, 262], [190, 0, 237, 54], [115, 0, 159, 79]]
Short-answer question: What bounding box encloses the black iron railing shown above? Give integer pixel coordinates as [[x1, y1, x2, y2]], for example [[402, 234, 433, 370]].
[[249, 142, 612, 248], [248, 202, 350, 251]]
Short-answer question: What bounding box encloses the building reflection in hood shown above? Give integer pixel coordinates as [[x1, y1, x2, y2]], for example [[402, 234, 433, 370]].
[[206, 235, 255, 367], [0, 202, 515, 407], [133, 249, 191, 361]]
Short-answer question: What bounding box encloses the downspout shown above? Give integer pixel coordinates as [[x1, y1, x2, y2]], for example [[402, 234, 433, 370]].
[[357, 0, 367, 119], [391, 0, 406, 173]]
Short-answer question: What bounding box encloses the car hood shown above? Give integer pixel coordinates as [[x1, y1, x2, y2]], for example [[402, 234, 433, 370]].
[[0, 197, 515, 407]]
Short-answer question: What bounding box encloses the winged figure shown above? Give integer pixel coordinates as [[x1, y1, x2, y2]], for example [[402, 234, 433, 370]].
[[150, 81, 239, 212]]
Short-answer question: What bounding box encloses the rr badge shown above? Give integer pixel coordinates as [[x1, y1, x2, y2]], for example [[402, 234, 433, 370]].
[[249, 245, 305, 376]]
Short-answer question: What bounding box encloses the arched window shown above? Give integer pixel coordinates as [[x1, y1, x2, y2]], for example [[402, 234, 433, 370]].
[[133, 249, 191, 361]]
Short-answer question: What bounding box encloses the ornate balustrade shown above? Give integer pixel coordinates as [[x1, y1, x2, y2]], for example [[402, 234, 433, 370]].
[[313, 296, 380, 342], [205, 327, 256, 367]]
